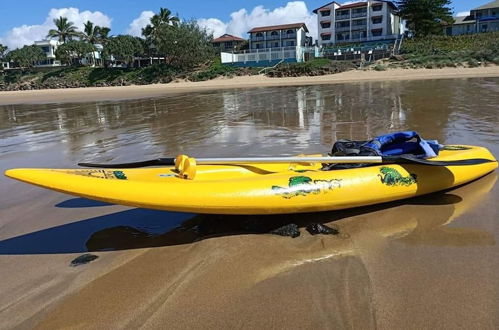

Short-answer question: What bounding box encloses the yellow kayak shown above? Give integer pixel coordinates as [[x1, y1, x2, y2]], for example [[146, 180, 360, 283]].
[[4, 145, 497, 215]]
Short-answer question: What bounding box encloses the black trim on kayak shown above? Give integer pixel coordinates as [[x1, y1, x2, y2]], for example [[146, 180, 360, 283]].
[[77, 156, 496, 169], [382, 156, 497, 167], [78, 158, 175, 168]]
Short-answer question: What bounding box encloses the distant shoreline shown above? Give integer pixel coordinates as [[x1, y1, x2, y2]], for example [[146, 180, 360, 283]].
[[1, 66, 498, 106]]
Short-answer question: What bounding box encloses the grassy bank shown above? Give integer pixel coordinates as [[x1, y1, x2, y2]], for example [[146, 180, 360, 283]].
[[384, 31, 499, 69]]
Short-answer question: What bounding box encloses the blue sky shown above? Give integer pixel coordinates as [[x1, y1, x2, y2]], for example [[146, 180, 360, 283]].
[[0, 0, 487, 49]]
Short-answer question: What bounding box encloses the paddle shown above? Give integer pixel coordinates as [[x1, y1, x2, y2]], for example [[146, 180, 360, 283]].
[[78, 155, 495, 168]]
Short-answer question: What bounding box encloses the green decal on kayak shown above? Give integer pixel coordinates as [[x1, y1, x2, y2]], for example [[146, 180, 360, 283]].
[[272, 176, 341, 199], [113, 171, 127, 180], [442, 145, 471, 151], [378, 167, 417, 186], [57, 169, 128, 180]]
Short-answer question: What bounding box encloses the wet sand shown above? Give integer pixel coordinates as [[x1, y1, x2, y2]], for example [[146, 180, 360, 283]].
[[0, 66, 498, 105], [1, 78, 498, 329]]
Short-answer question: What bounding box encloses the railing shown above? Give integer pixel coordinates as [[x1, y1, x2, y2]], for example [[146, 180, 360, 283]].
[[250, 36, 265, 41], [281, 34, 296, 39], [336, 26, 351, 32], [351, 24, 367, 31], [266, 35, 281, 41], [336, 14, 350, 20], [221, 46, 298, 64], [352, 11, 367, 18]]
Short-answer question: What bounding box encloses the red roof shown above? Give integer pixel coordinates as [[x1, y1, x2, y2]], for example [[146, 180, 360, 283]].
[[339, 2, 367, 9], [212, 34, 245, 43], [248, 23, 308, 33], [313, 1, 341, 13]]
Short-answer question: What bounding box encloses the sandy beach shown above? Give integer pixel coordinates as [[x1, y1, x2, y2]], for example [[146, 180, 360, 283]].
[[1, 66, 499, 105], [1, 75, 498, 329]]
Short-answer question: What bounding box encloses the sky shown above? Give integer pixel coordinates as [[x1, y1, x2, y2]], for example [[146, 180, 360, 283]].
[[0, 0, 488, 49]]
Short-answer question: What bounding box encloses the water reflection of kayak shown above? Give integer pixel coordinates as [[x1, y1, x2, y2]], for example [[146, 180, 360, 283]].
[[5, 145, 497, 215]]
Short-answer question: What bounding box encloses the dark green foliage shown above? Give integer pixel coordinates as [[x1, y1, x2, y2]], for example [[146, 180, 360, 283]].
[[155, 20, 217, 69], [6, 45, 46, 70], [0, 44, 7, 60], [104, 35, 145, 67], [56, 41, 96, 66], [397, 0, 454, 36]]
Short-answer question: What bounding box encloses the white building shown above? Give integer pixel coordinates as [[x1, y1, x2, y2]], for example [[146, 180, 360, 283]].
[[314, 1, 403, 46], [248, 23, 310, 50], [34, 39, 62, 67], [221, 23, 313, 67], [444, 0, 499, 35]]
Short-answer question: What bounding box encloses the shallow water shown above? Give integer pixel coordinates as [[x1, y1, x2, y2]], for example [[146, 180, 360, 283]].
[[0, 78, 498, 329]]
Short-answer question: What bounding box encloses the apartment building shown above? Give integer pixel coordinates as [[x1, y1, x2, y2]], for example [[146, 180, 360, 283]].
[[445, 0, 499, 35], [212, 34, 246, 51], [314, 1, 403, 46], [248, 23, 309, 50]]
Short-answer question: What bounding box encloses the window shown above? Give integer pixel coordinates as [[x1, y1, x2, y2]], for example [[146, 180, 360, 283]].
[[336, 10, 349, 17], [255, 43, 262, 49], [372, 5, 382, 11], [256, 32, 263, 38], [321, 22, 331, 29], [41, 46, 50, 53], [286, 40, 295, 46], [273, 42, 279, 47], [353, 19, 367, 26], [481, 24, 488, 32], [286, 29, 294, 35], [372, 29, 383, 37], [271, 31, 278, 36], [321, 34, 331, 41], [336, 33, 350, 41], [372, 16, 382, 24], [225, 42, 233, 48], [321, 10, 331, 16]]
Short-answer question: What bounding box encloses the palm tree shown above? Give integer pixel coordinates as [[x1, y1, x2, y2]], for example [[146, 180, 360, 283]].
[[142, 8, 179, 40], [81, 21, 100, 44], [47, 17, 80, 43]]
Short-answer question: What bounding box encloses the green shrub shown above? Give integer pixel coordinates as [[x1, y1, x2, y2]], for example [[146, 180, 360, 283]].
[[373, 64, 386, 71]]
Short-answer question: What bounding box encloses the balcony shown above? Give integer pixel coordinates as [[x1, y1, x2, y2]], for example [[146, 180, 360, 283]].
[[352, 11, 367, 18], [351, 24, 367, 31], [251, 36, 265, 41], [266, 35, 281, 41], [336, 25, 351, 32], [335, 14, 351, 20], [282, 33, 296, 39]]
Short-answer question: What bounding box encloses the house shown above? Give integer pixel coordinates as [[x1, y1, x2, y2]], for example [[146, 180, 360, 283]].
[[220, 23, 313, 67], [444, 0, 499, 35], [212, 34, 246, 51], [314, 1, 403, 46], [248, 23, 310, 50], [34, 39, 62, 67]]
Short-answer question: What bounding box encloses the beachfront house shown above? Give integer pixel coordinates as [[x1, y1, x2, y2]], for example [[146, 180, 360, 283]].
[[444, 0, 499, 35], [314, 1, 403, 46], [34, 39, 63, 67], [212, 34, 246, 51], [220, 23, 313, 67], [248, 23, 310, 50]]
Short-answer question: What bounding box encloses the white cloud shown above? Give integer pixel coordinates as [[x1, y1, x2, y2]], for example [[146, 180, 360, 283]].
[[0, 8, 111, 49], [126, 11, 155, 37], [456, 11, 471, 17], [197, 1, 318, 40], [197, 18, 228, 38]]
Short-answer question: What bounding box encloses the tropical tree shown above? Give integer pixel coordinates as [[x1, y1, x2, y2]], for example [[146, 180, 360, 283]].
[[47, 17, 80, 43], [396, 0, 454, 36], [104, 35, 145, 67], [142, 7, 180, 53], [155, 21, 216, 69], [55, 40, 96, 66], [0, 44, 7, 60], [6, 45, 46, 70]]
